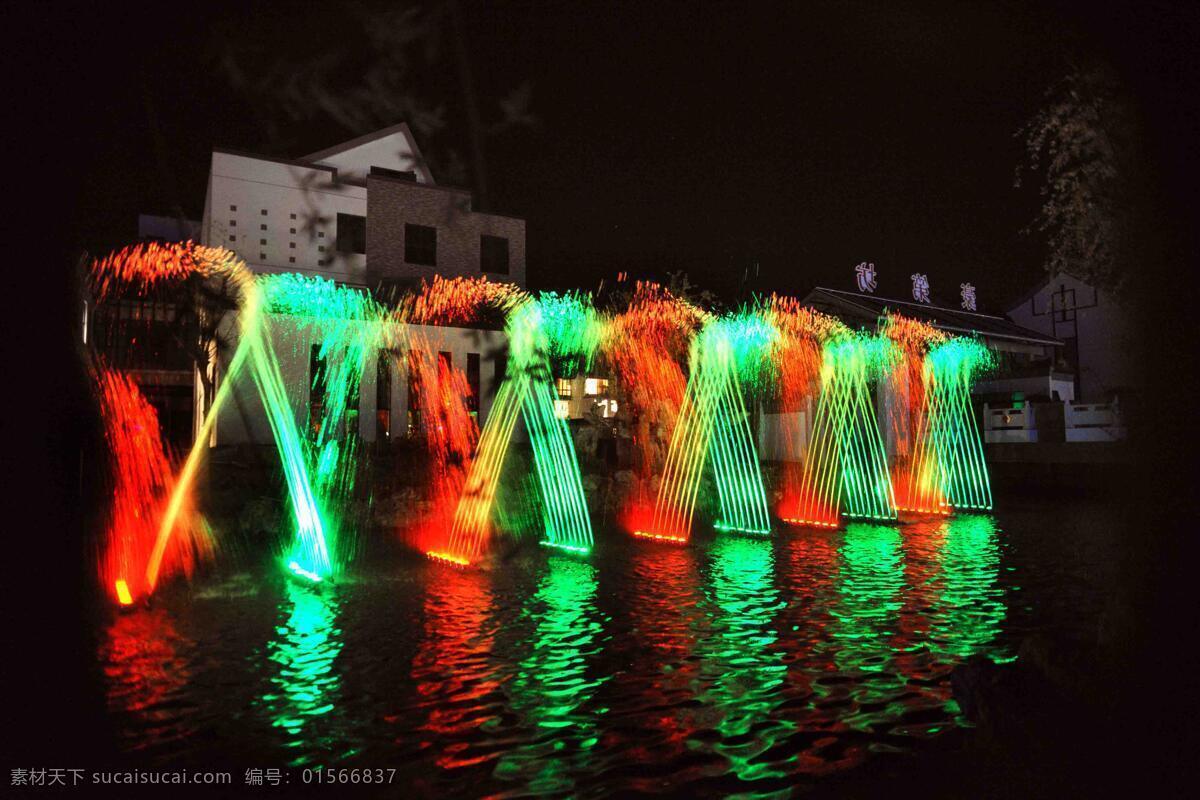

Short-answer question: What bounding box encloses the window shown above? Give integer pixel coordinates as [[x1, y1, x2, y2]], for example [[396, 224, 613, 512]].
[[230, 205, 237, 211], [260, 239, 266, 245], [318, 231, 325, 238], [319, 245, 325, 252], [261, 209, 268, 216], [289, 242, 296, 249], [376, 351, 392, 440], [259, 253, 266, 260], [229, 235, 236, 242], [290, 228, 296, 234], [309, 344, 327, 437], [289, 257, 295, 263], [290, 213, 297, 220], [260, 224, 267, 231], [336, 213, 366, 254], [554, 399, 570, 419], [467, 353, 480, 413], [481, 235, 509, 274], [229, 220, 236, 227], [557, 378, 573, 398], [405, 224, 437, 266], [493, 353, 508, 393], [584, 377, 608, 396], [406, 350, 421, 436]]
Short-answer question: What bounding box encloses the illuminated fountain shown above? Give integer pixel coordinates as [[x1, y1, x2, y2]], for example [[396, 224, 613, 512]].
[[601, 282, 708, 534], [257, 274, 387, 581], [86, 242, 254, 605], [787, 332, 899, 527], [634, 310, 775, 542], [434, 291, 600, 565]]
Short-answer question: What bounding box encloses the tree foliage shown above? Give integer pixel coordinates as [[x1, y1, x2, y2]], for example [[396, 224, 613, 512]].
[[1016, 57, 1151, 292]]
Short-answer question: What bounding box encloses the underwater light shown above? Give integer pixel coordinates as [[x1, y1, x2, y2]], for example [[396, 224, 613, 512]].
[[287, 561, 323, 583]]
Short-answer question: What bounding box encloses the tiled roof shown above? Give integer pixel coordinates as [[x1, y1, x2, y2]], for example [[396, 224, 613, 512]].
[[801, 287, 1062, 346]]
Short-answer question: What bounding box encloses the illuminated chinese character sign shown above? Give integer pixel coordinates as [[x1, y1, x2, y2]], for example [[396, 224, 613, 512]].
[[854, 262, 877, 293], [911, 273, 930, 303], [960, 282, 977, 311]]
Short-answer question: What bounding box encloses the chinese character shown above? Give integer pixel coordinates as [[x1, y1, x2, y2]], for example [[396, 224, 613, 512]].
[[245, 768, 264, 786], [265, 769, 282, 786], [10, 769, 29, 786], [855, 262, 877, 293], [48, 769, 67, 786], [911, 273, 931, 303], [960, 282, 977, 311]]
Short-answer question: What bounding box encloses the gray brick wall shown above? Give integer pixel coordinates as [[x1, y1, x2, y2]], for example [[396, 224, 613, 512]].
[[366, 174, 526, 287]]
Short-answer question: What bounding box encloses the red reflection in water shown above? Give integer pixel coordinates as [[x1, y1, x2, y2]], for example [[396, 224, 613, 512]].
[[100, 608, 193, 749], [411, 566, 499, 771]]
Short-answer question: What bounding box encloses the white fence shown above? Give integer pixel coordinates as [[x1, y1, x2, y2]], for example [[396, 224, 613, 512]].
[[1064, 401, 1126, 442], [983, 401, 1125, 444], [983, 404, 1038, 443]]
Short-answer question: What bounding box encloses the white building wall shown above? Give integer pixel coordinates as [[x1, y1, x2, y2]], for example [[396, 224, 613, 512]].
[[1007, 273, 1137, 401], [214, 315, 508, 447], [202, 151, 370, 286]]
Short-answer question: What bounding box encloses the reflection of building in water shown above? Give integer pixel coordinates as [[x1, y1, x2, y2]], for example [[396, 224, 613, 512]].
[[411, 568, 501, 771], [697, 536, 791, 783], [101, 609, 194, 750], [929, 515, 1007, 660], [494, 557, 606, 795], [258, 583, 350, 767]]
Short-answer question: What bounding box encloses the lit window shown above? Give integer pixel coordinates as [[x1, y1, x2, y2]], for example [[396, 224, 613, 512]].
[[554, 399, 570, 419], [556, 378, 573, 398], [584, 377, 608, 396]]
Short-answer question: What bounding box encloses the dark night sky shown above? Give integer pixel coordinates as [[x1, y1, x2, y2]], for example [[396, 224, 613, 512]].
[[53, 0, 1197, 312]]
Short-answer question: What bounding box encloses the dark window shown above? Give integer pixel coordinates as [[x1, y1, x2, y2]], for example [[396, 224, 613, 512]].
[[261, 209, 268, 216], [481, 235, 509, 274], [290, 228, 296, 234], [370, 166, 417, 181], [229, 220, 236, 227], [260, 239, 266, 245], [230, 205, 237, 211], [259, 253, 266, 260], [229, 235, 236, 242], [309, 345, 327, 438], [406, 350, 422, 436], [289, 242, 296, 249], [376, 351, 392, 440], [467, 353, 481, 413], [493, 353, 508, 393], [337, 213, 367, 254], [288, 256, 295, 263], [318, 231, 325, 238], [260, 224, 267, 231], [405, 224, 437, 266], [290, 213, 297, 220]]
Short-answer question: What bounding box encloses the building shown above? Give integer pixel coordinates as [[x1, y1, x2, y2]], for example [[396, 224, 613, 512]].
[[199, 124, 528, 446], [201, 122, 526, 290], [1005, 272, 1136, 403], [802, 287, 1069, 402]]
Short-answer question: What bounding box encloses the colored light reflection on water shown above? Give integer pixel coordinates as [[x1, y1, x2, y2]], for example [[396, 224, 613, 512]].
[[256, 581, 354, 767], [96, 503, 1117, 795], [493, 556, 608, 794]]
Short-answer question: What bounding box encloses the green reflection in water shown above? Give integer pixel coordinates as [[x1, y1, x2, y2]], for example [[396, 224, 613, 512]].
[[831, 523, 905, 675], [494, 556, 607, 794], [931, 514, 1008, 659], [258, 581, 351, 767], [697, 535, 791, 783]]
